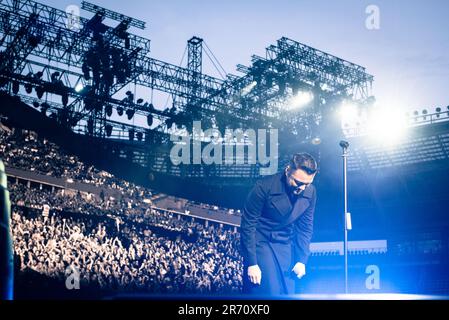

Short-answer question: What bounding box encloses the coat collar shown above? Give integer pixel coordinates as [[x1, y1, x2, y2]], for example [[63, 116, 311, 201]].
[[269, 172, 314, 199], [268, 172, 314, 218]]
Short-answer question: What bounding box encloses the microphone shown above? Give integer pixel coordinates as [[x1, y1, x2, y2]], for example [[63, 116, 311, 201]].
[[339, 140, 349, 150], [0, 159, 14, 300]]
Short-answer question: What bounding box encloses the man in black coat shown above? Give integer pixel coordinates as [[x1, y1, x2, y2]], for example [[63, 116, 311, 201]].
[[240, 153, 318, 296]]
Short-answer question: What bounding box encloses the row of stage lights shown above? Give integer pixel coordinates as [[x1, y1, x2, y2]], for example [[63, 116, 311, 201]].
[[340, 102, 449, 144], [30, 98, 147, 142], [341, 104, 449, 128], [30, 97, 155, 131], [102, 124, 144, 141], [409, 107, 449, 120], [8, 75, 162, 144], [8, 71, 70, 106], [12, 76, 156, 128]]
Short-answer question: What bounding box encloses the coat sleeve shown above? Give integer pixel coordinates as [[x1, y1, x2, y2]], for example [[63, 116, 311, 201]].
[[240, 180, 266, 267], [293, 187, 316, 265]]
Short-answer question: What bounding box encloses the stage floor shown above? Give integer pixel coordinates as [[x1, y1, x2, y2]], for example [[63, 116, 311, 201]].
[[106, 293, 449, 300]]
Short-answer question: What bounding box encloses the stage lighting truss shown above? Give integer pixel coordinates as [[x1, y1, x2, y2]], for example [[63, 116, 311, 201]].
[[0, 0, 384, 180], [0, 0, 375, 146]]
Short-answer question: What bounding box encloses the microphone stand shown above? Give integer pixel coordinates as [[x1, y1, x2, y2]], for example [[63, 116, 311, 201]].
[[339, 141, 351, 294]]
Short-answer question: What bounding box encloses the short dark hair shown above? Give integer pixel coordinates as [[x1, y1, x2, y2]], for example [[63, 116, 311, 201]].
[[288, 153, 318, 175]]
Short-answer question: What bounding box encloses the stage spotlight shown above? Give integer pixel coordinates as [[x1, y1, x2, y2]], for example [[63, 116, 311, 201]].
[[35, 86, 44, 99], [12, 81, 19, 94], [339, 101, 359, 127], [61, 93, 68, 106], [32, 101, 39, 109], [82, 62, 91, 80], [136, 98, 144, 104], [340, 102, 358, 116], [24, 77, 33, 93], [25, 84, 32, 94], [286, 91, 314, 110], [105, 124, 113, 137], [75, 83, 84, 93], [40, 102, 50, 115], [125, 91, 134, 103], [136, 131, 143, 142], [35, 71, 43, 79], [51, 72, 60, 83], [436, 107, 441, 118], [241, 81, 257, 96], [117, 107, 124, 116], [422, 109, 428, 120], [311, 137, 321, 145], [367, 107, 408, 145], [126, 109, 135, 120], [105, 104, 113, 117], [128, 129, 135, 141], [147, 114, 153, 127]]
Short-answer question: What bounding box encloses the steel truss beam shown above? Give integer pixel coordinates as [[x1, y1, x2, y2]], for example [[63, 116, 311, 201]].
[[0, 0, 374, 145]]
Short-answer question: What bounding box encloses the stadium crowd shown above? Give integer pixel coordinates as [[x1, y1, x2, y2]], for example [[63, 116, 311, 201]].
[[1, 125, 244, 296], [12, 206, 242, 295], [0, 127, 153, 199]]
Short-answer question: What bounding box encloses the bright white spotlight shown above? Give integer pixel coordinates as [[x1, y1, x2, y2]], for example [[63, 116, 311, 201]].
[[75, 83, 84, 93], [241, 81, 257, 96], [287, 91, 314, 110], [366, 107, 408, 145], [339, 101, 359, 127], [311, 137, 321, 145]]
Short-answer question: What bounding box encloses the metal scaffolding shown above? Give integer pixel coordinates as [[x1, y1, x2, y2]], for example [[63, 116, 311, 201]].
[[0, 0, 376, 178]]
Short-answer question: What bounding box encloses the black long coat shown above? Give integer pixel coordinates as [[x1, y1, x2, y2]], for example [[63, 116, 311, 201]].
[[240, 172, 317, 296]]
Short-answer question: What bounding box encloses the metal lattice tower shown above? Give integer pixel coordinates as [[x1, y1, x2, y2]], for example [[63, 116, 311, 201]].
[[185, 36, 203, 125]]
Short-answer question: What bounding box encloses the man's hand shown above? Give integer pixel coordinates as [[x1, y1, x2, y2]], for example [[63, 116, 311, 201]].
[[247, 265, 262, 285], [292, 262, 306, 279]]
